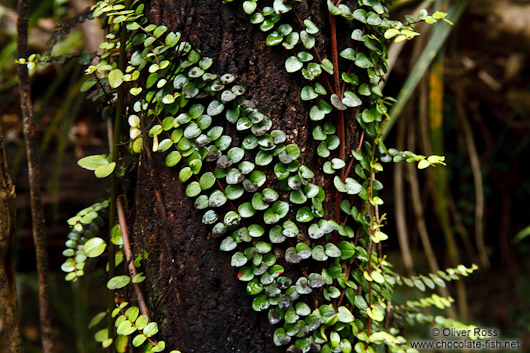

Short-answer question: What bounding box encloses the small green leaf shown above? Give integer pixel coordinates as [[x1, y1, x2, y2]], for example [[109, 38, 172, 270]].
[[255, 241, 271, 254], [330, 94, 347, 110], [84, 237, 107, 258], [296, 206, 314, 223], [243, 1, 257, 14], [116, 320, 136, 336], [78, 155, 108, 170], [165, 151, 182, 167], [264, 209, 280, 225], [231, 252, 247, 267], [185, 182, 201, 197], [325, 243, 341, 257], [252, 294, 270, 311], [94, 162, 116, 178], [337, 306, 354, 323], [295, 302, 311, 316], [165, 31, 181, 47], [418, 159, 431, 169], [238, 202, 256, 218], [312, 245, 328, 261], [199, 172, 216, 190], [301, 86, 318, 101], [143, 322, 159, 337], [304, 19, 319, 34], [151, 341, 166, 353], [285, 56, 303, 73], [342, 90, 362, 108], [225, 185, 244, 200], [338, 241, 355, 259], [108, 69, 124, 89], [273, 328, 291, 346], [132, 273, 146, 284], [132, 334, 146, 347], [125, 306, 139, 323], [88, 312, 106, 329], [272, 201, 289, 218], [278, 24, 293, 36], [340, 48, 356, 61], [300, 31, 315, 49], [107, 275, 131, 290], [355, 52, 374, 68], [153, 25, 168, 38], [266, 31, 283, 46], [273, 0, 291, 13]]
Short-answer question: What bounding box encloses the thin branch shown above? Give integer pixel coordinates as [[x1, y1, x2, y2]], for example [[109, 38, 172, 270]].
[[394, 115, 415, 276], [17, 0, 53, 352], [116, 198, 151, 321], [455, 95, 489, 268], [406, 122, 456, 319]]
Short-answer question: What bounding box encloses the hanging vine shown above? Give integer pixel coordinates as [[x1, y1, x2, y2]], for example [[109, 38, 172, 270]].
[[21, 0, 479, 352]]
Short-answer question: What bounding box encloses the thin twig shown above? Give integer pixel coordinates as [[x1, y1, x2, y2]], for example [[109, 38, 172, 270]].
[[455, 95, 489, 268], [116, 198, 151, 321], [406, 121, 456, 318], [17, 1, 53, 352], [394, 115, 415, 276]]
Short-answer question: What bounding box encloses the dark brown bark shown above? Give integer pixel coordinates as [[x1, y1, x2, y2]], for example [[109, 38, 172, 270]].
[[0, 124, 23, 353], [16, 1, 53, 352], [132, 2, 361, 352]]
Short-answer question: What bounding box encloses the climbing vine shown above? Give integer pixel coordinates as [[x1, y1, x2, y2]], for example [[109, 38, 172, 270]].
[[21, 0, 479, 352]]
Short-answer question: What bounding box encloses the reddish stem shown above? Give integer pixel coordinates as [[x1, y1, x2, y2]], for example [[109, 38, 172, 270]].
[[116, 198, 151, 322], [330, 13, 346, 242]]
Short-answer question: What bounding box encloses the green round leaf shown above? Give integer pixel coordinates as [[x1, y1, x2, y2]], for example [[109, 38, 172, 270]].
[[107, 275, 131, 290], [199, 172, 216, 190], [185, 181, 201, 197], [143, 322, 159, 337], [238, 202, 256, 218], [231, 252, 248, 267], [285, 56, 303, 73], [78, 155, 109, 171], [165, 151, 182, 167], [108, 69, 124, 89], [132, 334, 147, 347], [84, 237, 107, 258]]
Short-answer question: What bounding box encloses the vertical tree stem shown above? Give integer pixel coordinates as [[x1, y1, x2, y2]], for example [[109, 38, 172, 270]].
[[0, 125, 23, 353], [17, 1, 53, 352]]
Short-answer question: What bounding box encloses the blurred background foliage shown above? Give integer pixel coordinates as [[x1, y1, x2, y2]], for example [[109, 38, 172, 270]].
[[0, 0, 529, 351]]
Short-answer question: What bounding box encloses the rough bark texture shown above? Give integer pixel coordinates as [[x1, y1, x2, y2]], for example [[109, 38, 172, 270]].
[[0, 125, 23, 353], [132, 1, 360, 352], [16, 1, 53, 352]]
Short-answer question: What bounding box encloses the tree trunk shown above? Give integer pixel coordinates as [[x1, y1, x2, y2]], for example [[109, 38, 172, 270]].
[[0, 124, 23, 353], [131, 1, 360, 352]]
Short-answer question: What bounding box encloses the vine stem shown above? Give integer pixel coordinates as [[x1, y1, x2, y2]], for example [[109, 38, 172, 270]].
[[107, 0, 130, 345], [16, 1, 53, 352], [365, 142, 378, 341], [328, 13, 345, 162], [330, 12, 346, 243], [116, 198, 151, 321]]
